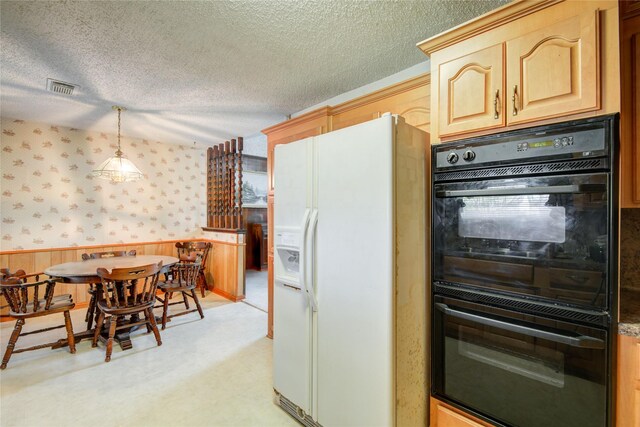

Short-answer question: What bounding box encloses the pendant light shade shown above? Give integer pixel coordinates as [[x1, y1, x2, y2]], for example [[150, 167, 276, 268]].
[[92, 106, 143, 183]]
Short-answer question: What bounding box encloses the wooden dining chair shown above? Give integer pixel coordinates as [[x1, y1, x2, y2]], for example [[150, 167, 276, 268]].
[[92, 262, 162, 362], [175, 242, 211, 297], [156, 259, 204, 330], [81, 250, 137, 261], [81, 250, 137, 331], [0, 270, 76, 369]]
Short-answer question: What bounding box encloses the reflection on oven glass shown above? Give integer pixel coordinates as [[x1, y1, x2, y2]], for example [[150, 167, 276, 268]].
[[459, 199, 566, 243], [440, 311, 607, 427], [433, 173, 609, 309], [457, 339, 564, 388]]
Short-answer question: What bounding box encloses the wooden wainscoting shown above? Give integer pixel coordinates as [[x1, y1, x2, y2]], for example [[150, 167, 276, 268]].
[[0, 241, 175, 318], [201, 229, 246, 302], [1, 234, 246, 319]]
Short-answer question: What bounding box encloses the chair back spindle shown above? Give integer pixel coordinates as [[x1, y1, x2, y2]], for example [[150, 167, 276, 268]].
[[157, 261, 204, 329], [96, 262, 162, 311], [80, 250, 136, 330], [0, 272, 56, 314]]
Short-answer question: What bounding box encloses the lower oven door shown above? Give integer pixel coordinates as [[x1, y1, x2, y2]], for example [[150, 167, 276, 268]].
[[433, 295, 608, 427]]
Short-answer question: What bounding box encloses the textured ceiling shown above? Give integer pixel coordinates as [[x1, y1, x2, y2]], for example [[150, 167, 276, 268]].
[[1, 0, 507, 146]]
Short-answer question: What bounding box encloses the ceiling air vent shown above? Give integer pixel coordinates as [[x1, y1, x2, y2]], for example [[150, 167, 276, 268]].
[[46, 79, 78, 96]]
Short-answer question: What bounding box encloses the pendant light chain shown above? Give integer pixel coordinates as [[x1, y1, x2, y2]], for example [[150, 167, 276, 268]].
[[116, 106, 123, 157]]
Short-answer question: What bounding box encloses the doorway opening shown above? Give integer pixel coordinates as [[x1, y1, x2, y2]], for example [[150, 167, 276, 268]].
[[243, 218, 268, 313]]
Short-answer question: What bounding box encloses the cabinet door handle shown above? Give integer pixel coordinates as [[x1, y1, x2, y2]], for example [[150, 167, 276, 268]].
[[494, 90, 500, 119], [512, 85, 519, 116]]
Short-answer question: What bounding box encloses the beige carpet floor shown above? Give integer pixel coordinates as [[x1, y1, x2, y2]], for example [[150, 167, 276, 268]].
[[0, 292, 298, 427], [243, 270, 268, 312]]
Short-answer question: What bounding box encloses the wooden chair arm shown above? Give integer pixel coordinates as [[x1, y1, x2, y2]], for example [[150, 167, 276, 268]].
[[0, 278, 59, 312]]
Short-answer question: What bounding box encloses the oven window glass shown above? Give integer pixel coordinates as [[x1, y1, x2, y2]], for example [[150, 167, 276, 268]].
[[433, 297, 607, 427], [433, 173, 609, 309], [459, 195, 566, 243]]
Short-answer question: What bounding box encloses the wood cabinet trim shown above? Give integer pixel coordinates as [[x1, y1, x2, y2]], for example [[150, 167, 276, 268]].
[[620, 8, 640, 207], [212, 287, 245, 302], [261, 106, 333, 135], [417, 0, 562, 56], [430, 398, 494, 427], [632, 30, 640, 203], [620, 0, 640, 17], [331, 73, 431, 115]]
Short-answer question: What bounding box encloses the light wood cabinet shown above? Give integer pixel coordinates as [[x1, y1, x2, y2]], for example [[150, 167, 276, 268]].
[[331, 73, 431, 133], [619, 4, 640, 207], [506, 11, 599, 125], [617, 334, 640, 427], [419, 0, 620, 143], [430, 398, 492, 427], [438, 44, 504, 137]]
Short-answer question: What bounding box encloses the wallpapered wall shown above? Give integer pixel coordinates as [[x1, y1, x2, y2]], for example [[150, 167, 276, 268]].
[[1, 117, 207, 251]]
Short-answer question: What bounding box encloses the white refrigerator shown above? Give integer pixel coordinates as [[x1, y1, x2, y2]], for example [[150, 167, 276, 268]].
[[273, 114, 428, 427]]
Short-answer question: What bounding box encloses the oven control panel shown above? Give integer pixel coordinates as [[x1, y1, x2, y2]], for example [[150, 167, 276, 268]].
[[517, 136, 574, 152], [435, 116, 612, 170]]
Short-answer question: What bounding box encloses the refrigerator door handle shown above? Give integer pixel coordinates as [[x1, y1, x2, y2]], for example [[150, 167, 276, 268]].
[[306, 209, 319, 312], [299, 208, 311, 300]]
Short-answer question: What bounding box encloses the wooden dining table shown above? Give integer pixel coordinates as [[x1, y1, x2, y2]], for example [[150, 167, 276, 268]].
[[44, 254, 179, 351], [45, 254, 179, 283]]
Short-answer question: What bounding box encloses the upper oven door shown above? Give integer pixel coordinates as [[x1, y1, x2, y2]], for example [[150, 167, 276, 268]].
[[433, 172, 610, 311]]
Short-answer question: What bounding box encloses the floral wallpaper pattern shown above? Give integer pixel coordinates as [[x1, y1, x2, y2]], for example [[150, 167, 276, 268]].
[[1, 117, 206, 251]]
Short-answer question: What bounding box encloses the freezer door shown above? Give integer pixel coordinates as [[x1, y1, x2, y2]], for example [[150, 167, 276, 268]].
[[315, 115, 395, 426], [274, 137, 312, 231], [273, 137, 313, 415]]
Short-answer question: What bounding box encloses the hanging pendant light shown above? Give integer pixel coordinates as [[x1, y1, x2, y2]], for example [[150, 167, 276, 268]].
[[92, 106, 143, 183]]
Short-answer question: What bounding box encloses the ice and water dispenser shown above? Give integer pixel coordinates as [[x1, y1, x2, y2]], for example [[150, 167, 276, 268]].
[[274, 227, 302, 288]]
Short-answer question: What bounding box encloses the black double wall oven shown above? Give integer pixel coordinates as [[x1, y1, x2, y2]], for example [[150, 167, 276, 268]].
[[431, 115, 618, 427]]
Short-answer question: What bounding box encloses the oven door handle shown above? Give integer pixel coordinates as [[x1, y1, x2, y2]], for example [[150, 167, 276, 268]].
[[435, 184, 606, 198], [435, 303, 605, 349]]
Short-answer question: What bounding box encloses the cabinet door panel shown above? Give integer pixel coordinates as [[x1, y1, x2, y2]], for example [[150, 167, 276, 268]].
[[507, 11, 599, 125], [617, 335, 640, 427], [621, 15, 640, 207], [438, 44, 505, 137]]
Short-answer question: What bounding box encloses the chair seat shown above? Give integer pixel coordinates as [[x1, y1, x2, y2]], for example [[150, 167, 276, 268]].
[[158, 281, 196, 292], [1, 272, 76, 369], [157, 261, 204, 330], [10, 295, 75, 318], [97, 299, 155, 316]]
